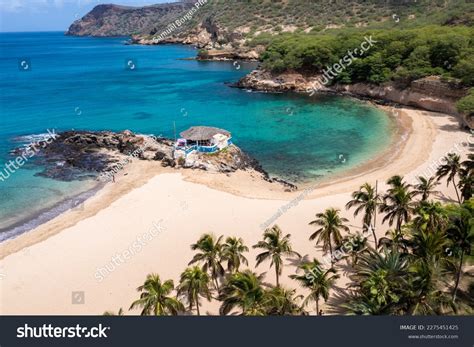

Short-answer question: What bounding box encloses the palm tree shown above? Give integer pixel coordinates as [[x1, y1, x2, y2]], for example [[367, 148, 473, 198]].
[[219, 270, 267, 315], [412, 201, 449, 233], [436, 153, 462, 203], [253, 225, 301, 287], [290, 259, 339, 315], [378, 228, 410, 253], [345, 248, 409, 315], [458, 154, 473, 202], [129, 274, 184, 316], [177, 266, 211, 315], [406, 258, 456, 315], [263, 287, 305, 315], [221, 237, 249, 273], [381, 176, 416, 236], [458, 173, 473, 203], [445, 202, 474, 301], [189, 233, 224, 290], [414, 176, 439, 202], [346, 183, 381, 246], [309, 208, 349, 263], [386, 175, 412, 192], [409, 229, 448, 261], [343, 232, 369, 266]]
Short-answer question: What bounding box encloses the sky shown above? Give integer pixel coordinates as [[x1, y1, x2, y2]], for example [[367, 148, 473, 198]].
[[0, 0, 169, 32]]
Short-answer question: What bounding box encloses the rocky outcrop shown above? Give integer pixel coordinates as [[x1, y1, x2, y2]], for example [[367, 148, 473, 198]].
[[334, 76, 469, 116], [236, 69, 330, 92], [131, 17, 263, 61], [11, 131, 292, 186], [237, 69, 471, 127], [196, 48, 261, 61], [67, 3, 263, 60]]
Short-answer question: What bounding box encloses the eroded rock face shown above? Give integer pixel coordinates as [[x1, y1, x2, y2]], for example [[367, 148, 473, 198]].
[[335, 76, 468, 116], [184, 145, 259, 172], [236, 69, 330, 92], [237, 69, 471, 128]]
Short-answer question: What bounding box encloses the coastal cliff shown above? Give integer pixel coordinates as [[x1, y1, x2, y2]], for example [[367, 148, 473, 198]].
[[66, 3, 195, 37], [236, 69, 472, 128]]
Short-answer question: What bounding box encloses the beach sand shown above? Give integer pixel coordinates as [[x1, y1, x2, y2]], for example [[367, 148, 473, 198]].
[[0, 107, 470, 315]]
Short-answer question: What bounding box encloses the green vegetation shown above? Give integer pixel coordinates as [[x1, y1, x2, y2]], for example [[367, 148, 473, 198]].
[[457, 88, 474, 115], [253, 225, 300, 287], [258, 25, 474, 87], [110, 154, 473, 316], [309, 208, 349, 263], [197, 49, 209, 59], [129, 274, 184, 316], [177, 266, 211, 316], [197, 0, 473, 32]]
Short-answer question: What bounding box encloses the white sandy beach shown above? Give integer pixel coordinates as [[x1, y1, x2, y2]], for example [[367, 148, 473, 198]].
[[0, 107, 470, 315]]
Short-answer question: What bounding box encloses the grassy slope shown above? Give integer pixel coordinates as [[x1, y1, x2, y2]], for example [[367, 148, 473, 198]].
[[73, 0, 473, 37], [192, 0, 473, 33]]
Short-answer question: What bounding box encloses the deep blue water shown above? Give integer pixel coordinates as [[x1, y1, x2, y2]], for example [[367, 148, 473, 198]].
[[0, 32, 394, 237]]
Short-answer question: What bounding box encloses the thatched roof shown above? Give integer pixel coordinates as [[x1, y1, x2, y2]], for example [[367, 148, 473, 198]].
[[180, 126, 231, 141]]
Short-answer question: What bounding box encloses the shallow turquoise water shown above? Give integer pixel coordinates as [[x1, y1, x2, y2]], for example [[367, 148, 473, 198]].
[[0, 32, 393, 236]]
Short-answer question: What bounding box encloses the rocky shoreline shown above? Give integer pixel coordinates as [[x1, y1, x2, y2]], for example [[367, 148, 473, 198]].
[[12, 130, 297, 190], [235, 69, 472, 129]]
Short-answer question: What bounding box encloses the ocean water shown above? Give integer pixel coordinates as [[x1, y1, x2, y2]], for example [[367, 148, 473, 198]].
[[0, 32, 394, 238]]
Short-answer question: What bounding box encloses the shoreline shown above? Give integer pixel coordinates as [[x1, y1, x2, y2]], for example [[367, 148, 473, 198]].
[[0, 105, 438, 260], [0, 100, 402, 248], [0, 182, 104, 242]]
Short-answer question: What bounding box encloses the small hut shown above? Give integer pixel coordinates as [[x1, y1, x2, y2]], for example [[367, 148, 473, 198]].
[[174, 126, 232, 155]]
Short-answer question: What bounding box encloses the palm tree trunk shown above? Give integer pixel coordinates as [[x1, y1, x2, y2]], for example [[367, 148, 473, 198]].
[[374, 180, 379, 249], [452, 181, 462, 204], [371, 227, 378, 250], [195, 294, 201, 316], [396, 217, 402, 236], [452, 249, 464, 302], [212, 267, 220, 291], [329, 237, 333, 264], [275, 264, 280, 287], [316, 298, 320, 315]]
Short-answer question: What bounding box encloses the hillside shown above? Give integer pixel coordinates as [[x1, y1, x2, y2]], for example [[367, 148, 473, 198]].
[[67, 0, 473, 41], [67, 0, 474, 121], [66, 2, 195, 36]]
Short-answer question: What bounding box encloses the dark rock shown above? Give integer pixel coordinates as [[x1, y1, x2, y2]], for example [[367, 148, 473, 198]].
[[154, 151, 167, 161]]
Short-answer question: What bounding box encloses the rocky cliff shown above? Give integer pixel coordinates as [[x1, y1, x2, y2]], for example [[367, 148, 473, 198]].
[[66, 3, 194, 37]]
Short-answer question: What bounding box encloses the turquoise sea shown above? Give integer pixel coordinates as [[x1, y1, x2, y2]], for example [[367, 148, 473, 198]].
[[0, 32, 394, 239]]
